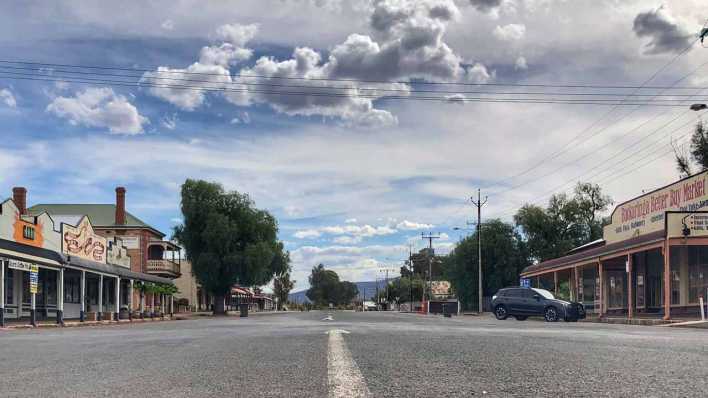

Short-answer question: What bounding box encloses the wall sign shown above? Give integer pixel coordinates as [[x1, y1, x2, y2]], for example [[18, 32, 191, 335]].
[[29, 264, 38, 294], [118, 236, 139, 249], [61, 216, 107, 263], [604, 171, 708, 244], [666, 212, 708, 239], [7, 258, 34, 272]]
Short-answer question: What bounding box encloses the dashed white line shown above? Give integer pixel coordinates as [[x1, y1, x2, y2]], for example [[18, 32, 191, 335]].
[[327, 329, 371, 398]]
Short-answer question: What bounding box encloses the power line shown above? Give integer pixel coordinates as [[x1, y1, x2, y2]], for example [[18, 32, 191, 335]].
[[0, 59, 706, 90]]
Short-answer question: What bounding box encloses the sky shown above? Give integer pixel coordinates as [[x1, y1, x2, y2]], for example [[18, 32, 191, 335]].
[[0, 0, 707, 292]]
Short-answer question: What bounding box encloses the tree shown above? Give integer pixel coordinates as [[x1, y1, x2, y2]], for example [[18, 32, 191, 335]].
[[378, 276, 424, 304], [306, 264, 359, 307], [272, 270, 295, 310], [173, 179, 289, 314], [515, 182, 612, 262], [674, 122, 708, 177], [444, 219, 530, 311]]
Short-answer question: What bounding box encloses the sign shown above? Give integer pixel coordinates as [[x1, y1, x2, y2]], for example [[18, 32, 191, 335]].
[[429, 280, 451, 298], [107, 238, 131, 268], [29, 264, 38, 294], [520, 278, 531, 288], [604, 171, 708, 243], [61, 216, 107, 263], [118, 236, 139, 249], [7, 258, 33, 272], [666, 212, 708, 239]]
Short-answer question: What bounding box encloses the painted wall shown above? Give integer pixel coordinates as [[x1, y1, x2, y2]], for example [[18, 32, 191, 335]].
[[61, 216, 107, 263], [0, 199, 61, 251], [107, 237, 131, 268]]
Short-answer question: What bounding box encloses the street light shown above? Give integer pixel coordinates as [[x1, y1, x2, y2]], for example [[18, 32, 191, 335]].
[[690, 103, 707, 111]]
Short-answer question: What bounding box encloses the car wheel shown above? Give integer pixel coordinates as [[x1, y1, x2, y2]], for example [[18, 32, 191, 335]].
[[494, 305, 508, 320], [515, 316, 527, 321], [544, 307, 559, 322]]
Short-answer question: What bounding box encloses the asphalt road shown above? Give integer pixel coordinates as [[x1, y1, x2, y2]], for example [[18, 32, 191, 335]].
[[2, 311, 708, 397]]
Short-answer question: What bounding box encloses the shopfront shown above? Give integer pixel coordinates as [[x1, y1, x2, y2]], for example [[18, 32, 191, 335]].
[[521, 170, 708, 320]]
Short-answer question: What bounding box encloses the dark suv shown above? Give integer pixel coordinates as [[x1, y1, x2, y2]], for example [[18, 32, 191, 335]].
[[491, 287, 585, 322]]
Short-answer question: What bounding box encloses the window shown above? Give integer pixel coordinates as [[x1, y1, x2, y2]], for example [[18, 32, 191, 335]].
[[688, 246, 708, 304], [64, 274, 81, 304], [607, 271, 626, 309], [4, 266, 13, 305], [669, 247, 682, 305], [23, 225, 35, 240]]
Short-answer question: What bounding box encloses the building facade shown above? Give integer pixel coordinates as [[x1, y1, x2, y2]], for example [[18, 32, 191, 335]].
[[1, 187, 175, 326], [520, 171, 708, 320]]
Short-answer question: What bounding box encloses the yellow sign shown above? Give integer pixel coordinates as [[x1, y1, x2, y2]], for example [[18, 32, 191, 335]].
[[604, 171, 708, 243], [666, 212, 708, 239], [29, 264, 38, 294]]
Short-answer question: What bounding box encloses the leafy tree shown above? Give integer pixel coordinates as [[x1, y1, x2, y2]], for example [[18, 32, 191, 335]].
[[378, 276, 425, 304], [306, 264, 359, 307], [173, 179, 289, 314], [273, 270, 295, 310], [515, 182, 611, 262], [444, 219, 530, 311], [674, 122, 708, 177]]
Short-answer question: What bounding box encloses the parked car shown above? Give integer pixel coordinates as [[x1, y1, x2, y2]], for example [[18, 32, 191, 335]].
[[490, 287, 585, 322]]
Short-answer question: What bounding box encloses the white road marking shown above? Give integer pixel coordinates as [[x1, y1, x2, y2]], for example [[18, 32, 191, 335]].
[[327, 329, 371, 398], [322, 315, 334, 321]]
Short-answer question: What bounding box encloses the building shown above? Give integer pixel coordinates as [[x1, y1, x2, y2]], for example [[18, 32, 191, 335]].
[[29, 187, 182, 280], [1, 187, 175, 326], [520, 170, 708, 320], [173, 260, 198, 311]]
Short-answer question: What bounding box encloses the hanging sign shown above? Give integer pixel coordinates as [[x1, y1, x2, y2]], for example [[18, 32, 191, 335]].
[[7, 258, 33, 272], [29, 264, 38, 294]]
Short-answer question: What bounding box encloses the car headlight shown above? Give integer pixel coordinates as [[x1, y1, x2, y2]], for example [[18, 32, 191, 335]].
[[492, 295, 497, 300]]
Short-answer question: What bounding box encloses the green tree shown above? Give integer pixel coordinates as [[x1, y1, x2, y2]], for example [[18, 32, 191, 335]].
[[515, 182, 611, 262], [272, 269, 295, 310], [444, 219, 530, 311], [306, 264, 359, 307], [674, 122, 708, 177], [173, 179, 289, 314], [378, 276, 425, 304]]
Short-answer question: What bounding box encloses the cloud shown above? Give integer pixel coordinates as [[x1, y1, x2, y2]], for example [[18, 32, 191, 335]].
[[395, 220, 434, 230], [345, 218, 357, 224], [514, 55, 528, 70], [161, 19, 174, 31], [633, 6, 693, 55], [293, 222, 397, 241], [144, 2, 491, 128], [332, 236, 362, 244], [293, 229, 322, 239], [160, 113, 178, 130], [230, 111, 251, 124], [468, 0, 502, 14], [46, 87, 148, 135], [0, 88, 16, 108], [493, 23, 525, 41]]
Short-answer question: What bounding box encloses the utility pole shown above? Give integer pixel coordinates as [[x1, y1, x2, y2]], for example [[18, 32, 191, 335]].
[[421, 232, 440, 304], [471, 188, 488, 314]]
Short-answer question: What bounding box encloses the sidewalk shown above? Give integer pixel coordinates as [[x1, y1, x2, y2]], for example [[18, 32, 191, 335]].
[[1, 315, 178, 331]]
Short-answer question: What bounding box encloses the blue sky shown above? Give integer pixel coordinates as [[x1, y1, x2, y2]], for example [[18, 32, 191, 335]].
[[0, 0, 707, 291]]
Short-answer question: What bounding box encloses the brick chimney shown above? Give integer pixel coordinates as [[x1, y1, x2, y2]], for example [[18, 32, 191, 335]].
[[115, 187, 126, 225], [12, 187, 27, 215]]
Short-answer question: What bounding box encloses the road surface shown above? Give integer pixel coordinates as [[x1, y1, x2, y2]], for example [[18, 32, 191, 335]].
[[1, 311, 707, 397]]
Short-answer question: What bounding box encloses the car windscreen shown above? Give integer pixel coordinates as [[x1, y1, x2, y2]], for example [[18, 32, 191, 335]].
[[531, 288, 555, 299]]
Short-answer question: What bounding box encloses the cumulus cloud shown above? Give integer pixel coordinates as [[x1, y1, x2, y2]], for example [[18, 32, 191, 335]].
[[161, 19, 174, 31], [468, 0, 502, 14], [46, 87, 148, 135], [0, 88, 16, 108], [293, 222, 397, 241], [160, 113, 178, 130], [514, 55, 528, 70], [395, 220, 434, 230], [633, 6, 693, 55], [144, 1, 491, 128], [493, 23, 525, 41]]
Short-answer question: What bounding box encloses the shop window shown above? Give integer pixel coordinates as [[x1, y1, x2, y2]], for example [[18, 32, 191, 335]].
[[607, 271, 626, 309], [23, 225, 35, 240], [669, 247, 682, 305], [688, 246, 708, 304], [64, 274, 81, 304], [634, 253, 645, 308], [4, 266, 13, 305], [22, 272, 30, 304]]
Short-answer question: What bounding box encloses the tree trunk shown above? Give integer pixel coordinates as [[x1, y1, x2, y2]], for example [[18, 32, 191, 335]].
[[213, 294, 226, 315]]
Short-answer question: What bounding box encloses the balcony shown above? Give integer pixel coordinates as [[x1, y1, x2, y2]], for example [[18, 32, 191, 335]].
[[146, 259, 181, 278]]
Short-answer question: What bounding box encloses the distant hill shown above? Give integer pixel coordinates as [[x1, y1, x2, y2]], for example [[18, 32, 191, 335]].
[[288, 279, 393, 304]]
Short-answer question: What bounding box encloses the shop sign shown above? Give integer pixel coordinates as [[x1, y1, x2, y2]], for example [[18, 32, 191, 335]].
[[29, 265, 38, 294], [520, 278, 531, 288], [118, 236, 139, 249], [666, 212, 708, 239], [7, 258, 33, 272], [604, 171, 708, 244]]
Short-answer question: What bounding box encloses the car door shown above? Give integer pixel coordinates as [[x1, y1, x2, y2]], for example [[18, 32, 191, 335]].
[[506, 289, 526, 314], [523, 289, 544, 315]]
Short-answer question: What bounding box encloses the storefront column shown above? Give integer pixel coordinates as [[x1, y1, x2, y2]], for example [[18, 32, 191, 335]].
[[151, 292, 155, 319], [663, 240, 671, 321], [57, 268, 64, 325], [553, 271, 558, 297], [627, 254, 633, 319], [114, 276, 120, 322], [139, 288, 144, 319], [97, 274, 103, 321], [0, 261, 5, 328], [597, 260, 604, 317], [170, 295, 174, 317], [80, 270, 85, 322], [30, 288, 36, 327], [128, 280, 133, 321], [574, 266, 580, 303]]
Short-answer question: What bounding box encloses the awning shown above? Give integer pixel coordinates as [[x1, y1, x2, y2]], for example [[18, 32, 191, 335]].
[[65, 255, 174, 285], [0, 238, 63, 268], [231, 287, 252, 296], [521, 230, 665, 277]]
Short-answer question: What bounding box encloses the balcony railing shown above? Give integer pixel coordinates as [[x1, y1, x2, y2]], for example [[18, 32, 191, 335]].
[[146, 259, 181, 277]]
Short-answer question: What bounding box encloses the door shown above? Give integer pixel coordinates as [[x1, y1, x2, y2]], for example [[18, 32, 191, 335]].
[[505, 289, 526, 313], [522, 289, 545, 315]]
